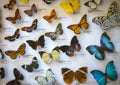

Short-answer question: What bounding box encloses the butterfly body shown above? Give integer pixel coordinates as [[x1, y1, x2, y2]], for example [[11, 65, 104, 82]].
[[39, 46, 59, 64], [60, 0, 80, 14], [43, 9, 57, 23], [5, 43, 26, 59], [21, 19, 38, 32], [3, 0, 16, 10], [62, 67, 88, 84], [24, 4, 37, 17], [45, 23, 63, 40], [6, 9, 21, 24], [67, 14, 89, 34], [26, 35, 45, 50], [86, 32, 114, 60], [91, 61, 118, 85], [59, 36, 81, 57], [43, 0, 55, 4]]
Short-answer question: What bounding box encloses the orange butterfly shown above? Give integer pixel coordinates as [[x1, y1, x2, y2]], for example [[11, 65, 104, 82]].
[[6, 8, 21, 24], [4, 29, 20, 41], [43, 9, 57, 23], [21, 19, 38, 32], [5, 43, 26, 59], [3, 0, 16, 10], [67, 14, 89, 34], [61, 67, 88, 84]]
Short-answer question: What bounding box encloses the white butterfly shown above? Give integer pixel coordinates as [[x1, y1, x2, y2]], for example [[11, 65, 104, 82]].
[[35, 69, 55, 85], [84, 0, 102, 9], [92, 2, 120, 30]]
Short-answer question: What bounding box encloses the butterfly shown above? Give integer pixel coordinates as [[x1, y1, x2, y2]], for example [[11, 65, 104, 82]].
[[4, 29, 20, 42], [6, 68, 24, 85], [35, 69, 55, 85], [0, 67, 5, 79], [39, 46, 59, 64], [5, 43, 26, 59], [26, 35, 45, 50], [21, 19, 38, 32], [3, 0, 16, 10], [0, 22, 2, 29], [45, 23, 63, 40], [60, 0, 80, 14], [20, 0, 29, 4], [0, 49, 4, 59], [43, 0, 55, 4], [24, 4, 37, 17], [59, 36, 81, 57], [43, 9, 57, 23], [91, 61, 118, 85], [22, 57, 39, 72], [92, 2, 120, 30], [61, 67, 88, 84], [86, 32, 114, 60], [6, 8, 21, 24], [84, 0, 102, 9], [67, 14, 89, 34]]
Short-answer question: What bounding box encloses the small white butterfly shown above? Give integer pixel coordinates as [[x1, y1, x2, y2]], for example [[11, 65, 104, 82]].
[[35, 69, 55, 85], [92, 2, 120, 30], [84, 0, 102, 9]]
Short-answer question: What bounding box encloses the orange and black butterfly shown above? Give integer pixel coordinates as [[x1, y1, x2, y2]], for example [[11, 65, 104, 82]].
[[6, 8, 21, 24], [5, 43, 26, 59], [3, 0, 16, 10], [21, 19, 38, 32], [6, 68, 24, 85], [43, 9, 57, 23], [26, 35, 45, 50], [67, 14, 89, 34], [61, 67, 88, 84], [24, 4, 37, 17], [59, 36, 81, 57], [4, 29, 20, 41]]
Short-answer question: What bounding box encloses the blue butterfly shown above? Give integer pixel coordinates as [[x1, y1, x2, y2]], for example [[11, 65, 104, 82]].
[[86, 32, 114, 60], [91, 61, 118, 85]]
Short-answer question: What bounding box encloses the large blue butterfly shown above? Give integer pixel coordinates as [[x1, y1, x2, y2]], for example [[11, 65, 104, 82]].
[[91, 61, 118, 85], [86, 32, 114, 60]]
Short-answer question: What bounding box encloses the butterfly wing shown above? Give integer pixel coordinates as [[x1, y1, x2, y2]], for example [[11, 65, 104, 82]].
[[84, 1, 97, 9], [91, 70, 106, 85], [43, 0, 55, 4], [3, 0, 16, 10], [51, 9, 57, 20], [35, 76, 48, 85], [51, 49, 59, 61], [75, 67, 88, 83], [45, 32, 56, 40], [101, 32, 114, 52], [20, 0, 29, 4], [26, 40, 37, 50], [15, 9, 21, 20], [39, 51, 52, 64], [14, 68, 24, 80], [0, 67, 5, 78], [70, 0, 80, 12], [61, 68, 74, 84], [6, 80, 21, 85], [86, 45, 105, 60], [24, 10, 33, 16], [17, 43, 26, 56], [0, 49, 4, 59], [55, 23, 63, 35], [22, 65, 33, 72], [32, 4, 37, 13], [106, 61, 118, 80], [37, 35, 45, 48], [31, 57, 39, 69], [6, 17, 16, 24]]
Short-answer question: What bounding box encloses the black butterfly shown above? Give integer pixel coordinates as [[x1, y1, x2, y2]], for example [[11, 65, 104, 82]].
[[0, 49, 4, 59], [26, 35, 45, 50], [6, 68, 24, 85], [21, 57, 39, 72], [43, 0, 55, 4], [0, 67, 5, 79]]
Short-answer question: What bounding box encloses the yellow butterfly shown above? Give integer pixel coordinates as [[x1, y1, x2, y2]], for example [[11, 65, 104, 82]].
[[39, 47, 59, 64], [5, 43, 26, 59], [20, 0, 29, 4], [60, 0, 80, 14]]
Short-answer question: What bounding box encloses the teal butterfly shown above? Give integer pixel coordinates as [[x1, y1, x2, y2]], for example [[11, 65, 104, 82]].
[[91, 61, 118, 85]]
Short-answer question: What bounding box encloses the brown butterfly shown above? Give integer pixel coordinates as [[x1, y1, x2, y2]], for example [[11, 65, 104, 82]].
[[59, 36, 81, 57], [5, 43, 26, 59], [45, 23, 63, 40], [3, 0, 16, 10], [21, 19, 38, 32], [24, 4, 37, 17], [61, 67, 88, 84], [6, 68, 24, 85], [43, 9, 57, 23], [26, 35, 45, 50], [4, 29, 20, 41], [6, 8, 21, 24], [67, 14, 89, 34]]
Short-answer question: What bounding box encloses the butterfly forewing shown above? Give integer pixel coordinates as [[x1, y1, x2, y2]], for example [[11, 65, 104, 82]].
[[43, 0, 55, 4]]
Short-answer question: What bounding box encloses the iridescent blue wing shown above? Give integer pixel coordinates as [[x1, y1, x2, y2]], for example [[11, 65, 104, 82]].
[[91, 70, 106, 85], [101, 32, 114, 52], [86, 45, 105, 60], [106, 61, 118, 80]]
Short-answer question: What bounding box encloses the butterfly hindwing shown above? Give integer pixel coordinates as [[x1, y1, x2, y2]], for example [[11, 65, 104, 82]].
[[0, 67, 5, 78], [0, 49, 4, 59]]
